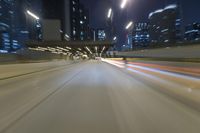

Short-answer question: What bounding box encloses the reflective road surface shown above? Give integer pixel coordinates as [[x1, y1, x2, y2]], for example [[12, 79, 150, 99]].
[[0, 60, 200, 133]]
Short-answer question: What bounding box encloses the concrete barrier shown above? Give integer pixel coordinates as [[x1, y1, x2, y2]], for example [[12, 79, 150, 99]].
[[0, 60, 77, 80], [0, 49, 68, 63], [0, 54, 19, 63], [117, 45, 200, 59]]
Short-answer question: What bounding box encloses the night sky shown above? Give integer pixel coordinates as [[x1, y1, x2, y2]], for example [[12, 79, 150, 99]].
[[80, 0, 200, 48]]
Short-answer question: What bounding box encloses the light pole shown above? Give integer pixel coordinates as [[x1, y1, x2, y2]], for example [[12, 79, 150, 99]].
[[120, 0, 130, 25], [106, 8, 114, 41], [26, 10, 41, 42], [27, 10, 40, 20], [125, 21, 133, 50]]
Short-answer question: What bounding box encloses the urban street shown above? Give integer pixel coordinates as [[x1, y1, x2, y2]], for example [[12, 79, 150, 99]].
[[0, 60, 200, 133], [1, 0, 200, 133]]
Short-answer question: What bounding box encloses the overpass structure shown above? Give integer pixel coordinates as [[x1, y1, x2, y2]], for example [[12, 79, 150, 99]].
[[25, 40, 114, 57]]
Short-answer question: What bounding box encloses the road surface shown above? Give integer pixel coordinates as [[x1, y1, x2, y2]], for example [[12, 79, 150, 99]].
[[0, 60, 200, 133]]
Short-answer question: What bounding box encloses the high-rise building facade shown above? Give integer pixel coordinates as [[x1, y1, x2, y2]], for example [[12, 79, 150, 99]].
[[24, 0, 42, 42], [0, 0, 42, 51], [79, 4, 90, 41], [69, 1, 90, 41], [148, 4, 182, 44], [70, 0, 80, 40], [184, 23, 200, 41], [0, 0, 15, 51], [43, 0, 90, 41], [132, 23, 150, 49]]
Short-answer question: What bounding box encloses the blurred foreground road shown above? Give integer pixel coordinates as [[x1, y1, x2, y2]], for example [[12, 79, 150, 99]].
[[0, 60, 200, 133]]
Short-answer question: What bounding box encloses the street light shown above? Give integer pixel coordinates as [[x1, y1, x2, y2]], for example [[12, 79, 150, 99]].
[[65, 34, 70, 41], [100, 46, 106, 57], [27, 10, 39, 20], [121, 0, 128, 9], [125, 21, 133, 30], [85, 47, 92, 54], [66, 46, 72, 50], [107, 8, 112, 18], [95, 46, 98, 53], [113, 36, 117, 41]]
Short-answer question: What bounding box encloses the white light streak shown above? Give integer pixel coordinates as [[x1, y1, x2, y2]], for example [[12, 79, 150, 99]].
[[85, 47, 92, 54], [121, 0, 128, 9], [27, 10, 39, 20], [126, 21, 133, 29], [107, 8, 112, 18]]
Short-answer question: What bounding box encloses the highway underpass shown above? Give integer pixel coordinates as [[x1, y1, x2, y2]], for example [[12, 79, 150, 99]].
[[25, 41, 113, 57], [0, 59, 200, 133]]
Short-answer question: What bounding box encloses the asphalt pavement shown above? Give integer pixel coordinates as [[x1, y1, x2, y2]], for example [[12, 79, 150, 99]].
[[0, 60, 200, 133]]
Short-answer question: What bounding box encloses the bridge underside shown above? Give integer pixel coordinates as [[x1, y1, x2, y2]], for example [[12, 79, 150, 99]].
[[26, 41, 113, 56]]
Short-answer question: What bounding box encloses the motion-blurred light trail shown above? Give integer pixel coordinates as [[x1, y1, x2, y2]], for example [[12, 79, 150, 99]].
[[127, 64, 199, 82], [128, 62, 200, 77], [102, 59, 125, 68], [103, 59, 200, 82]]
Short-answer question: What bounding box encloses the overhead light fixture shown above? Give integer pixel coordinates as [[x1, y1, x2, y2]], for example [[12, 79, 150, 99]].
[[66, 46, 72, 50], [126, 21, 133, 30], [27, 10, 39, 20], [107, 8, 112, 18], [121, 0, 128, 9]]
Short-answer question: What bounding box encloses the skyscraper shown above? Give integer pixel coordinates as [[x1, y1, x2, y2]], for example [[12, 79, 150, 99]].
[[132, 23, 150, 49], [0, 0, 15, 51], [0, 0, 42, 51], [43, 0, 90, 41], [79, 3, 90, 40], [19, 0, 42, 42], [149, 4, 182, 44]]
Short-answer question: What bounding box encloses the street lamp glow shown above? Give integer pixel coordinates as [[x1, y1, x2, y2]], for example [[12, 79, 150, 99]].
[[126, 21, 133, 30], [100, 46, 106, 57], [121, 0, 128, 9], [101, 46, 106, 53], [85, 47, 92, 54], [107, 8, 112, 18], [95, 46, 98, 53], [65, 34, 70, 38], [27, 10, 39, 20], [66, 46, 72, 50]]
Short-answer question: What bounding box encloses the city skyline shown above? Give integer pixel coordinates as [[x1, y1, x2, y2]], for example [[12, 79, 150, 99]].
[[1, 0, 200, 51], [81, 0, 200, 48]]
